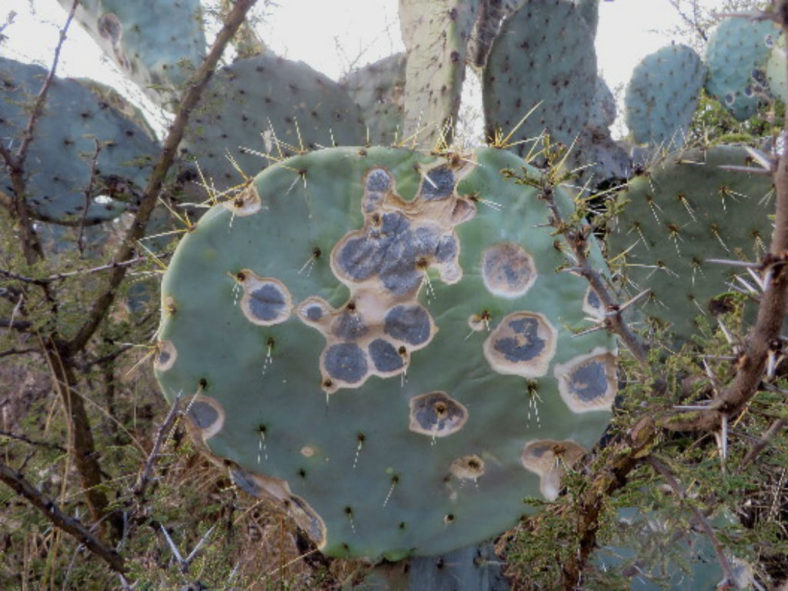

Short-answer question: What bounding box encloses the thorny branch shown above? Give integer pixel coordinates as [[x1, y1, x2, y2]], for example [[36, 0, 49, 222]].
[[0, 461, 126, 573]]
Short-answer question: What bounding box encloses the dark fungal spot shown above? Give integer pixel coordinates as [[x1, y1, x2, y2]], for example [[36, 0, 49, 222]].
[[305, 304, 323, 322], [567, 361, 609, 402], [368, 339, 404, 373], [248, 283, 288, 322], [494, 317, 545, 362], [421, 166, 455, 200], [187, 401, 219, 429], [408, 391, 468, 437], [384, 305, 431, 345], [365, 167, 392, 193], [331, 311, 368, 339], [324, 343, 368, 383]]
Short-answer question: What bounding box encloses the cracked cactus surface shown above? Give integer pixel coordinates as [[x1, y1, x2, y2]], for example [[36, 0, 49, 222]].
[[704, 16, 780, 121], [607, 146, 773, 339], [57, 0, 205, 106], [483, 0, 596, 151], [0, 56, 159, 222], [624, 44, 705, 149], [154, 146, 616, 559]]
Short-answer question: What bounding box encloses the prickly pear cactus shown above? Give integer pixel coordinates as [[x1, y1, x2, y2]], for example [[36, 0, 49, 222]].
[[704, 17, 780, 121], [398, 0, 480, 147], [154, 146, 617, 559], [179, 54, 366, 194], [340, 54, 407, 145], [624, 44, 705, 149], [56, 0, 205, 106], [0, 56, 159, 222], [607, 145, 773, 339], [766, 33, 787, 100], [483, 0, 597, 151]]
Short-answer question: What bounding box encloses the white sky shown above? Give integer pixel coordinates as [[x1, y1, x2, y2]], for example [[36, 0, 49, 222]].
[[1, 0, 728, 138]]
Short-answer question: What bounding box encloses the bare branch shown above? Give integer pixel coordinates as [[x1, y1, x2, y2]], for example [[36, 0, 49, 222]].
[[0, 460, 125, 573], [133, 397, 181, 500]]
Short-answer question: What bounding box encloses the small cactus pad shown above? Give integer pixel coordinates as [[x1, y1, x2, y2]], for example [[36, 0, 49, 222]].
[[57, 0, 205, 106], [0, 57, 159, 222], [483, 0, 596, 152], [340, 54, 407, 145], [704, 17, 779, 121], [179, 54, 366, 194], [398, 0, 480, 147], [155, 146, 615, 558], [625, 44, 705, 148], [607, 145, 774, 338]]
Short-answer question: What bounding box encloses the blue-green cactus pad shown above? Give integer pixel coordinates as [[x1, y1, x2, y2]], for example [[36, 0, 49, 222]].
[[57, 0, 205, 106], [483, 0, 596, 152], [625, 44, 705, 148], [704, 17, 779, 121], [0, 57, 159, 222], [179, 54, 366, 194], [155, 146, 616, 559]]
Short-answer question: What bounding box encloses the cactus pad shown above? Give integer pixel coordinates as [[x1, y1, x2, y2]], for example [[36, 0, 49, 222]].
[[155, 146, 616, 559], [340, 54, 407, 145], [624, 44, 705, 148], [0, 57, 159, 222], [57, 0, 205, 106], [179, 54, 366, 194], [704, 17, 779, 121], [398, 0, 480, 147], [483, 0, 596, 152], [607, 145, 773, 338]]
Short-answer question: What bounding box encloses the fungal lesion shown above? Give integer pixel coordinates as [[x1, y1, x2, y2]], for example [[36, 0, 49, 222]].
[[483, 311, 557, 378], [449, 454, 485, 481], [233, 269, 293, 326], [297, 160, 475, 394], [408, 391, 468, 438], [520, 439, 586, 501], [481, 242, 537, 298], [181, 394, 225, 441], [153, 340, 177, 372], [226, 462, 326, 549], [223, 182, 262, 216], [553, 347, 617, 413]]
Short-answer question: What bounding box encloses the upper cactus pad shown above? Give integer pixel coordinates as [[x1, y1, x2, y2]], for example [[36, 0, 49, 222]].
[[57, 0, 205, 106], [155, 146, 616, 559], [704, 17, 779, 121], [483, 0, 597, 152], [624, 44, 705, 149]]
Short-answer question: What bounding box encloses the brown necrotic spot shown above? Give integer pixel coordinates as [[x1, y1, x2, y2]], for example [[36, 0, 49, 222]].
[[182, 395, 225, 440], [408, 391, 468, 437], [154, 340, 177, 371], [481, 243, 537, 298], [449, 455, 485, 481], [520, 439, 586, 501], [553, 348, 617, 413], [163, 295, 177, 316], [223, 183, 261, 216], [237, 271, 292, 326], [483, 312, 557, 378]]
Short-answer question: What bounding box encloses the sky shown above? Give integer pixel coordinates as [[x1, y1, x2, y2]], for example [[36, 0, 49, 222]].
[[1, 0, 730, 138]]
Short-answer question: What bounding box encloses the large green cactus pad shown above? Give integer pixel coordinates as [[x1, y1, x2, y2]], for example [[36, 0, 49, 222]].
[[340, 54, 407, 145], [155, 146, 616, 559], [624, 44, 705, 149], [704, 17, 779, 121], [57, 0, 205, 106], [0, 57, 159, 222], [179, 54, 366, 195], [483, 0, 596, 152], [607, 146, 773, 339]]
